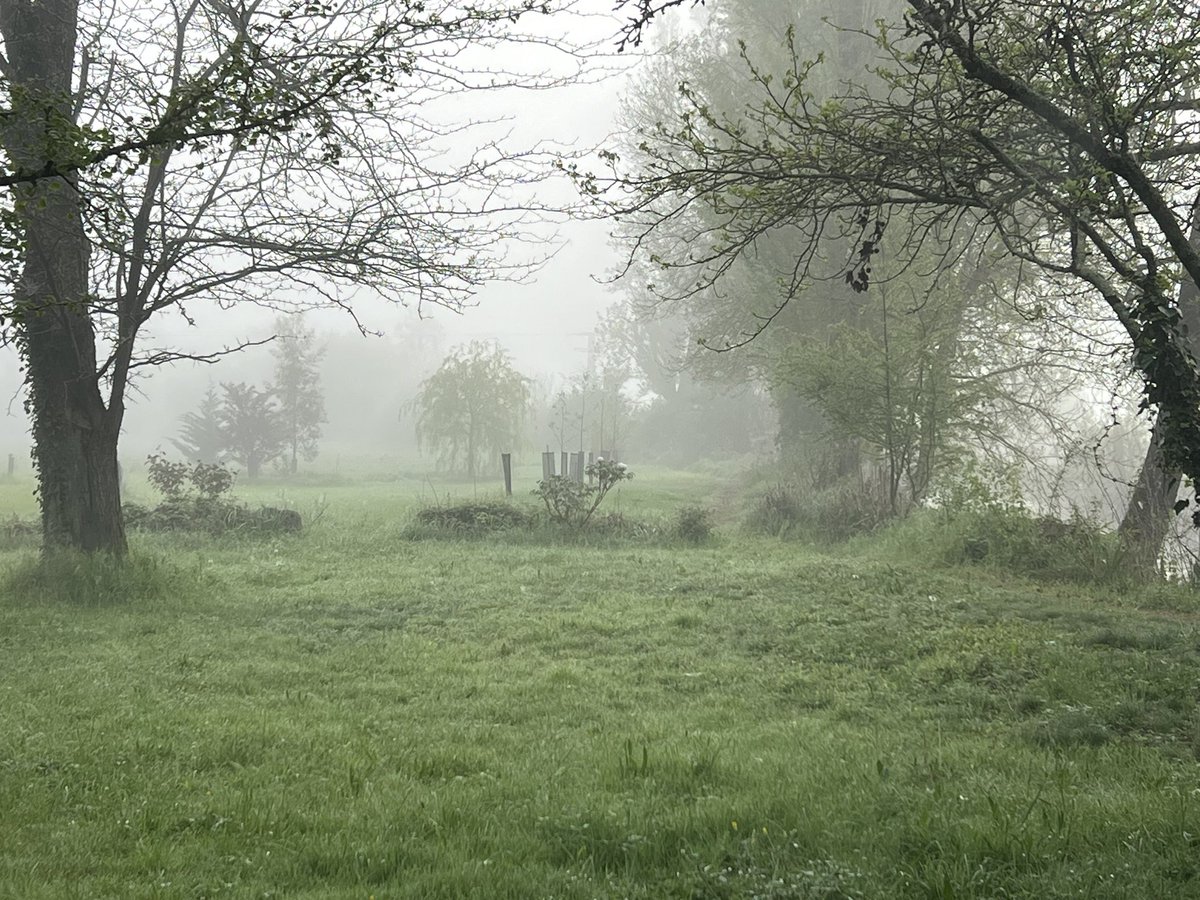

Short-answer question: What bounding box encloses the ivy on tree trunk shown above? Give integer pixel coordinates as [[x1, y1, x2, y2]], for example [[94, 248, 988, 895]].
[[1, 0, 127, 555]]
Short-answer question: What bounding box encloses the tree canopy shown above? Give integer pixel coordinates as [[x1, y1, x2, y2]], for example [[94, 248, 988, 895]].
[[414, 340, 531, 478], [594, 0, 1200, 517]]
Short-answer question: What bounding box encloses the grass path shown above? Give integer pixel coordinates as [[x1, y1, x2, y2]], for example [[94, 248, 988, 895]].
[[2, 471, 1200, 897]]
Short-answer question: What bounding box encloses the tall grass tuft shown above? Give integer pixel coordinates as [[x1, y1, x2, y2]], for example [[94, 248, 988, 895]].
[[3, 549, 199, 606]]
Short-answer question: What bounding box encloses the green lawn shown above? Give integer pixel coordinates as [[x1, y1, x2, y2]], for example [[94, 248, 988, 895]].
[[2, 466, 1200, 898]]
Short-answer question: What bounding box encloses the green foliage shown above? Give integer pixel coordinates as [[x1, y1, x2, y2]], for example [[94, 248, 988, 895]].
[[3, 550, 194, 606], [132, 453, 300, 536], [414, 341, 531, 478], [413, 501, 535, 534], [123, 498, 302, 536], [777, 280, 975, 511], [945, 507, 1114, 584], [746, 478, 892, 542], [673, 504, 714, 544], [145, 452, 234, 499], [602, 0, 1200, 523], [534, 458, 633, 526], [745, 483, 802, 537], [218, 381, 286, 480], [873, 462, 1119, 585]]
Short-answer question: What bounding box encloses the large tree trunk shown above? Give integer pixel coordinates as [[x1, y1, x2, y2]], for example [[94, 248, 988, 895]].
[[1117, 424, 1180, 577], [1, 0, 127, 555], [1117, 210, 1200, 575]]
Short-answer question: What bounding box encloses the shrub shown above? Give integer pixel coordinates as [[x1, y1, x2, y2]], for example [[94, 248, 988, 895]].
[[534, 458, 632, 526], [587, 512, 666, 541], [146, 452, 235, 499], [941, 506, 1113, 582], [868, 460, 1120, 584], [746, 483, 800, 537], [131, 455, 300, 536], [124, 498, 303, 536], [674, 505, 714, 544], [414, 501, 535, 533], [746, 478, 891, 541]]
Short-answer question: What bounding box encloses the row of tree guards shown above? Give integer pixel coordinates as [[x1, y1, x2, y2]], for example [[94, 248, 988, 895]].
[[497, 450, 618, 496]]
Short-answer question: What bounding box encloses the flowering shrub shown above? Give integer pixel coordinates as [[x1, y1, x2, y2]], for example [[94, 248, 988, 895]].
[[534, 458, 632, 526]]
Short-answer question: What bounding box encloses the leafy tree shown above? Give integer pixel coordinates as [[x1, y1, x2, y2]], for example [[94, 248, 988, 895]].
[[0, 0, 583, 555], [218, 382, 285, 481], [414, 341, 531, 479], [270, 316, 326, 474], [605, 0, 1076, 498], [602, 0, 1200, 537]]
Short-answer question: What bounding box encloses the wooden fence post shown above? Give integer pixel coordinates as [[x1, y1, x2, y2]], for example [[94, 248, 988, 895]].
[[501, 453, 512, 496], [542, 451, 556, 480]]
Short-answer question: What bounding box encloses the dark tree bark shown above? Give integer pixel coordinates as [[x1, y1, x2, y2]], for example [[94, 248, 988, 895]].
[[0, 0, 127, 555], [1118, 424, 1180, 576], [1116, 212, 1200, 575]]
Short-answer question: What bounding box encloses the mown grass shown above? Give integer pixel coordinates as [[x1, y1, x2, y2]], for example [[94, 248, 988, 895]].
[[2, 465, 1200, 898]]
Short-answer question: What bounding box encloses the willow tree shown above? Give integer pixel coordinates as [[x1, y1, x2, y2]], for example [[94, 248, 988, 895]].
[[0, 0, 585, 554], [413, 341, 531, 479]]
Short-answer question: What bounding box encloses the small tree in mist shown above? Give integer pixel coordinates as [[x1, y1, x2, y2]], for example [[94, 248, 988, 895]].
[[172, 386, 225, 464], [414, 341, 531, 479], [271, 317, 326, 474], [218, 383, 286, 481], [546, 366, 635, 458]]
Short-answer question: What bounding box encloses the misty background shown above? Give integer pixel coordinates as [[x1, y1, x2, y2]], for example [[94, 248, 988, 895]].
[[0, 69, 639, 468], [0, 0, 1156, 544]]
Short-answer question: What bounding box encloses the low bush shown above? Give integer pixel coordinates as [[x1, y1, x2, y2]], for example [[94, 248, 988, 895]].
[[674, 505, 714, 544], [534, 459, 632, 527], [864, 460, 1119, 585], [586, 512, 667, 541], [129, 456, 302, 537], [745, 478, 891, 541], [413, 501, 535, 533], [124, 498, 303, 536], [745, 483, 801, 537], [939, 506, 1114, 582]]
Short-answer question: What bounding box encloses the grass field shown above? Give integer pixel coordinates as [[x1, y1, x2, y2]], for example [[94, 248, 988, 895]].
[[2, 464, 1200, 898]]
